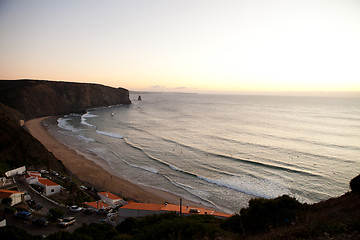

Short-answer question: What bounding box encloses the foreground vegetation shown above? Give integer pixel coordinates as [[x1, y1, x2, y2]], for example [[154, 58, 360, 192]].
[[1, 174, 359, 240]]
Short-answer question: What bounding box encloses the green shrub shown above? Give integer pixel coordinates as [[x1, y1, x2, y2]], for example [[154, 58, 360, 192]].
[[223, 195, 305, 234], [350, 174, 360, 193], [116, 212, 224, 240], [4, 206, 16, 214], [0, 226, 33, 240], [2, 198, 12, 207], [48, 208, 64, 221]]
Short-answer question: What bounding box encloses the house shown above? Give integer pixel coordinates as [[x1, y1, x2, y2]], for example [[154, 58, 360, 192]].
[[36, 178, 62, 196], [5, 166, 26, 177], [118, 201, 232, 219], [118, 202, 163, 218], [0, 177, 15, 187], [0, 219, 6, 227], [25, 171, 42, 184], [0, 189, 24, 206], [84, 201, 110, 210], [97, 192, 126, 208]]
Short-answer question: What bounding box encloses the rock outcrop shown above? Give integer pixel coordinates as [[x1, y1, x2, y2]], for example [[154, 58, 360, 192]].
[[0, 79, 131, 172], [0, 107, 65, 174], [0, 79, 131, 120]]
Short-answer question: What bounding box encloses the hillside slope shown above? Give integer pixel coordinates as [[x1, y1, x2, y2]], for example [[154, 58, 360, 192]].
[[0, 79, 131, 172]]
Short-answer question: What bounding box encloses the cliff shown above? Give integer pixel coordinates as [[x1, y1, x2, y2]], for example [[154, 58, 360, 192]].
[[0, 106, 65, 174], [0, 79, 131, 120], [0, 79, 131, 173]]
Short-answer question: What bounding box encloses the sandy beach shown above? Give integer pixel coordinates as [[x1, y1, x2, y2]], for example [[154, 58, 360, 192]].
[[25, 117, 208, 208]]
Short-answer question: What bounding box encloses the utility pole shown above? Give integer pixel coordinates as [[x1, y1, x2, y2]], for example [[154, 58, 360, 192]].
[[180, 198, 182, 216]]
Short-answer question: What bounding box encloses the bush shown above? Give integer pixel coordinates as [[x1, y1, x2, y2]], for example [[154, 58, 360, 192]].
[[4, 206, 16, 214], [48, 208, 64, 221], [0, 226, 33, 240], [116, 212, 224, 240], [74, 223, 118, 240], [350, 174, 360, 193], [2, 198, 12, 207], [223, 195, 305, 234]]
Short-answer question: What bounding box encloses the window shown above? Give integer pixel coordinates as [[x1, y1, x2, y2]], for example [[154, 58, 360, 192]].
[[51, 189, 54, 192]]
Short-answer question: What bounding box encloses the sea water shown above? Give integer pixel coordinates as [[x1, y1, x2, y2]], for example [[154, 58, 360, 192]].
[[47, 93, 360, 213]]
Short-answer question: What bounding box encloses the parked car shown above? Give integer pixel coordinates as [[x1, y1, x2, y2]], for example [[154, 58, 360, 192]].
[[69, 205, 82, 212], [28, 200, 43, 210], [14, 211, 32, 220], [189, 208, 200, 214], [51, 171, 59, 176], [96, 208, 109, 215], [83, 208, 95, 214], [23, 192, 31, 201], [32, 218, 48, 227], [58, 217, 75, 228], [40, 170, 49, 174]]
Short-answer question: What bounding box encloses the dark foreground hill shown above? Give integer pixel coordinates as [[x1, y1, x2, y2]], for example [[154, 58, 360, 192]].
[[0, 79, 131, 120], [0, 179, 359, 239], [0, 79, 131, 173], [0, 105, 65, 174]]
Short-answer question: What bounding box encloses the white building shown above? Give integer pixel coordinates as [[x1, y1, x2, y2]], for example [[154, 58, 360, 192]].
[[25, 171, 42, 184], [5, 166, 26, 177], [0, 189, 24, 206], [37, 178, 62, 196], [97, 192, 126, 208]]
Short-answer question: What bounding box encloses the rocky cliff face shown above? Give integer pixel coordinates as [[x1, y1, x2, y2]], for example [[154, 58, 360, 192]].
[[0, 79, 131, 120], [0, 79, 131, 172]]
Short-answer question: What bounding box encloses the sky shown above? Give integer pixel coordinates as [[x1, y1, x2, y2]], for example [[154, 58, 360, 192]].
[[0, 0, 360, 93]]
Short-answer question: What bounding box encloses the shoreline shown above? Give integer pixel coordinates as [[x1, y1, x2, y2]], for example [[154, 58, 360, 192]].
[[25, 116, 216, 210]]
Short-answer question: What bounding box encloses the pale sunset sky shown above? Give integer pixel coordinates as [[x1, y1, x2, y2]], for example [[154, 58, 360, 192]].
[[0, 0, 359, 93]]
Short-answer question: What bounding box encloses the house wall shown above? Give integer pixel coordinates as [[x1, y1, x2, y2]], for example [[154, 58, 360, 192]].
[[26, 177, 38, 185], [98, 194, 113, 207], [5, 166, 26, 177], [44, 185, 61, 196], [118, 208, 161, 218], [10, 193, 23, 206], [0, 219, 6, 227], [98, 194, 127, 208]]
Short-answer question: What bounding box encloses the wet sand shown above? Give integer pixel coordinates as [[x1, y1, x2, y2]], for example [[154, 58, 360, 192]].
[[25, 117, 208, 208]]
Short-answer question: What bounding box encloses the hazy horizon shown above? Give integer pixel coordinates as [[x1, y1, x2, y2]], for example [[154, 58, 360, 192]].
[[1, 1, 359, 93]]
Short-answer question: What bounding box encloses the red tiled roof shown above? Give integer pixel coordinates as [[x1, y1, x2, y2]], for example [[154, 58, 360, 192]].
[[25, 173, 39, 179], [98, 192, 122, 200], [27, 171, 41, 177], [162, 203, 232, 218], [0, 189, 23, 199], [120, 202, 232, 218], [38, 178, 59, 186], [121, 201, 163, 211], [84, 201, 110, 209]]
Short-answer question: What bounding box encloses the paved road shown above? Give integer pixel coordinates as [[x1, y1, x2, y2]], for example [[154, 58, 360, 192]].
[[5, 177, 110, 237]]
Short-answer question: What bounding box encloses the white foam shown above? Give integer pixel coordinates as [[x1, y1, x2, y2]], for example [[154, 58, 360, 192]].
[[57, 118, 82, 133], [96, 130, 123, 139], [129, 163, 159, 174], [169, 164, 182, 172], [78, 135, 95, 143], [198, 175, 289, 199], [80, 112, 98, 128]]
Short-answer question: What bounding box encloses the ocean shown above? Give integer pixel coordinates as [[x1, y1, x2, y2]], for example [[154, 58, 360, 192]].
[[47, 92, 360, 213]]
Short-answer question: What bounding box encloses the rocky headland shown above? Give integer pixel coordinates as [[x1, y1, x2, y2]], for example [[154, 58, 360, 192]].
[[0, 79, 131, 173], [0, 79, 131, 120]]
